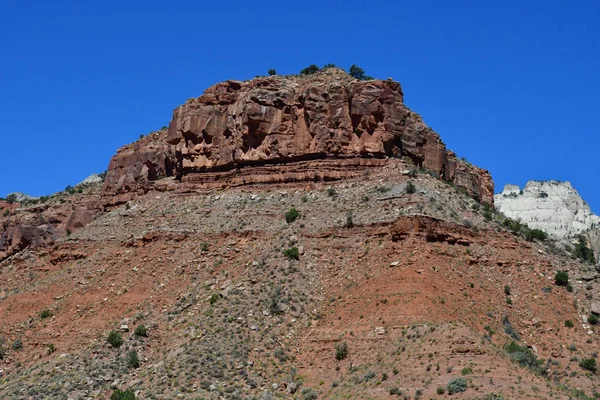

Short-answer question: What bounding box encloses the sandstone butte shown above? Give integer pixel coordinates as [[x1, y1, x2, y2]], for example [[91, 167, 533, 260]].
[[1, 70, 493, 261], [101, 69, 493, 206]]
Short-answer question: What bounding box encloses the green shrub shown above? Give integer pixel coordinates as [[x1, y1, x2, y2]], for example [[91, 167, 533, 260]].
[[301, 388, 318, 400], [565, 320, 574, 328], [554, 270, 569, 286], [300, 65, 320, 75], [504, 285, 511, 296], [326, 187, 337, 197], [461, 367, 472, 375], [579, 357, 597, 373], [284, 246, 299, 260], [526, 228, 548, 242], [285, 207, 300, 223], [209, 293, 220, 305], [504, 341, 546, 376], [389, 387, 402, 395], [110, 388, 136, 400], [447, 377, 468, 394], [40, 309, 52, 319], [405, 181, 416, 194], [127, 350, 140, 368], [345, 212, 354, 228], [348, 64, 373, 80], [107, 331, 123, 348], [200, 242, 209, 252], [436, 386, 446, 395], [574, 234, 596, 264], [46, 343, 56, 355], [11, 338, 22, 350], [134, 325, 148, 337], [589, 314, 599, 325], [268, 69, 277, 76], [335, 342, 348, 361]]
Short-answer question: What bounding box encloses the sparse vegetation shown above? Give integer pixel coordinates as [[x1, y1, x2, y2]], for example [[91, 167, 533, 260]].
[[127, 350, 140, 368], [447, 377, 468, 394], [335, 342, 348, 360], [39, 309, 52, 319], [588, 314, 599, 325], [284, 246, 299, 260], [579, 357, 597, 373], [565, 320, 574, 328], [405, 181, 416, 194], [504, 341, 546, 376], [300, 64, 320, 75], [504, 285, 511, 296], [268, 69, 276, 76], [134, 324, 148, 337], [110, 388, 136, 400], [285, 207, 300, 223], [555, 270, 569, 286], [574, 234, 596, 264], [348, 64, 373, 80], [107, 330, 124, 348]]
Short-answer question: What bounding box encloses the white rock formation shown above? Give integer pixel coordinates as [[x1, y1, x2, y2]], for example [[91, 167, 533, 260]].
[[77, 174, 103, 186], [494, 181, 600, 238]]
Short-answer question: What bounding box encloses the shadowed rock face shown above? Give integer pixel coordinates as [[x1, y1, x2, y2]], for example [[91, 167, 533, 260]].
[[102, 70, 494, 204]]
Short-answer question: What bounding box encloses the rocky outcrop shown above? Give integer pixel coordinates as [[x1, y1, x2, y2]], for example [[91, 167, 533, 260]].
[[495, 181, 600, 258], [0, 195, 102, 260], [101, 129, 176, 203], [102, 69, 494, 205]]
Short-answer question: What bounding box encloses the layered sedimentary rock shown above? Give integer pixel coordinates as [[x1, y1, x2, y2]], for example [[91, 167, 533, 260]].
[[102, 69, 493, 204]]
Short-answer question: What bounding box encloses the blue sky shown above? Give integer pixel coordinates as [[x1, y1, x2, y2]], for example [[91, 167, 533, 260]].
[[1, 1, 598, 212]]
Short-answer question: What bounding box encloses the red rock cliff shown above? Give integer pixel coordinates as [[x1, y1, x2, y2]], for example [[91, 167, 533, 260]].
[[102, 69, 493, 204]]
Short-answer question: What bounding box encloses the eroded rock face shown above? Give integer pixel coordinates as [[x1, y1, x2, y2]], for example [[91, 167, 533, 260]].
[[101, 70, 494, 204], [495, 181, 600, 257], [101, 129, 177, 202]]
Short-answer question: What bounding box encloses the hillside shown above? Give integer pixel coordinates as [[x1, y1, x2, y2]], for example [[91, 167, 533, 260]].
[[1, 70, 599, 400]]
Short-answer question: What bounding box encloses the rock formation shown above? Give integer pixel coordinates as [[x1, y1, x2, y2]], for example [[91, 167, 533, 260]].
[[102, 69, 494, 205], [495, 180, 600, 258]]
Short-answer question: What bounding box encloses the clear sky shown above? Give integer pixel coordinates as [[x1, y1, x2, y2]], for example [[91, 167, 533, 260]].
[[1, 1, 598, 211]]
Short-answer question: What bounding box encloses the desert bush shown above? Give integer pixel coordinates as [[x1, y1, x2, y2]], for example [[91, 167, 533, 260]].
[[285, 207, 300, 223], [268, 69, 276, 76], [200, 242, 209, 252], [565, 320, 574, 328], [504, 285, 511, 296], [284, 246, 299, 260], [579, 357, 597, 373], [345, 212, 354, 228], [554, 270, 569, 286], [447, 377, 468, 394], [300, 65, 319, 75], [461, 367, 472, 375], [326, 187, 337, 197], [107, 330, 123, 348], [348, 64, 373, 80], [437, 386, 446, 394], [110, 388, 136, 400], [301, 388, 318, 400], [405, 181, 416, 194], [502, 315, 520, 340], [574, 234, 596, 264], [11, 338, 22, 350], [127, 350, 140, 368], [335, 342, 348, 360], [40, 309, 52, 319], [526, 228, 548, 242], [589, 314, 599, 325], [134, 324, 148, 337], [209, 293, 220, 305], [389, 387, 402, 395], [46, 343, 56, 355], [504, 341, 546, 376]]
